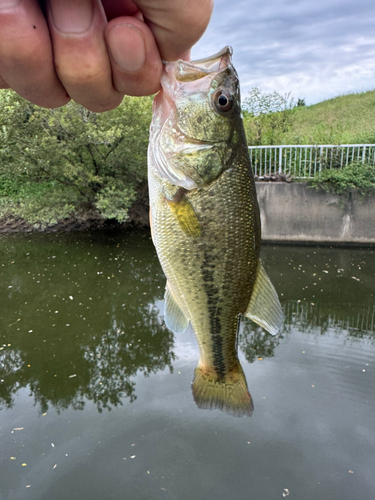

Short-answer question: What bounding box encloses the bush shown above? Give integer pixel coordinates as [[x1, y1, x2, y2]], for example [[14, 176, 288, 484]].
[[308, 161, 375, 196], [0, 91, 153, 224], [243, 87, 296, 146]]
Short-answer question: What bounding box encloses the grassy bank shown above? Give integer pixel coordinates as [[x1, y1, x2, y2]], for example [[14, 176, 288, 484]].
[[244, 89, 375, 146]]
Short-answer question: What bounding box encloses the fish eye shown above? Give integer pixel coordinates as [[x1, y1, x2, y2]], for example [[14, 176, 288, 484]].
[[213, 90, 233, 113]]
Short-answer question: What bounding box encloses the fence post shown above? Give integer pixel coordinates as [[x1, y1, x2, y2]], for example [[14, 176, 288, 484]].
[[279, 147, 282, 174]]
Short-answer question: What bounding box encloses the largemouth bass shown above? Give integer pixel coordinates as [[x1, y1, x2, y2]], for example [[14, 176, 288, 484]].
[[148, 47, 283, 417]]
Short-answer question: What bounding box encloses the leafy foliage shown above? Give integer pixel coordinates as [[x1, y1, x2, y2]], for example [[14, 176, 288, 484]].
[[0, 178, 79, 225], [243, 87, 296, 145], [308, 160, 375, 196], [0, 91, 152, 225]]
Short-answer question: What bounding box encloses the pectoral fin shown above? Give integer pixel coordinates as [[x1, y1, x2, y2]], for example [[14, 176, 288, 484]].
[[244, 263, 283, 335], [166, 188, 201, 238], [164, 282, 189, 334]]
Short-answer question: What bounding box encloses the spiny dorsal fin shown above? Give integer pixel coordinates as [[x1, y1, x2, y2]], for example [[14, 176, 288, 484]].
[[244, 263, 283, 336], [166, 188, 201, 238], [164, 282, 189, 334]]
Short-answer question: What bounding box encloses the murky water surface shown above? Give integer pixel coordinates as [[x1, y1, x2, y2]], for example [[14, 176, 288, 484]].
[[0, 230, 374, 500]]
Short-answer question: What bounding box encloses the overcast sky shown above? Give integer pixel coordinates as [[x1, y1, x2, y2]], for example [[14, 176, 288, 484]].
[[191, 0, 375, 105]]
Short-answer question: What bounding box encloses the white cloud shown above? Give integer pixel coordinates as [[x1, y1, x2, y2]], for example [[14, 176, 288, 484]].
[[192, 0, 375, 104]]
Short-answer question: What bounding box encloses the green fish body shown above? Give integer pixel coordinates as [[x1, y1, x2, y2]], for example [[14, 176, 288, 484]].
[[148, 47, 283, 416]]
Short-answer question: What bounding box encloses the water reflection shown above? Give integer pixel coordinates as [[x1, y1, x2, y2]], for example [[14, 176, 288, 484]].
[[283, 300, 375, 337], [0, 231, 174, 413], [0, 232, 374, 415]]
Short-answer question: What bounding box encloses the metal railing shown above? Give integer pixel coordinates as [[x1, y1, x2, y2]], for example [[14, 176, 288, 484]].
[[248, 144, 375, 179]]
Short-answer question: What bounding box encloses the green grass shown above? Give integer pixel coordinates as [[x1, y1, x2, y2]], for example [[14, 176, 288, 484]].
[[282, 90, 375, 145], [244, 89, 375, 146]]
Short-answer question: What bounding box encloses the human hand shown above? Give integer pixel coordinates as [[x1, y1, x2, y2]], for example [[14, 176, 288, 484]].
[[0, 0, 213, 112]]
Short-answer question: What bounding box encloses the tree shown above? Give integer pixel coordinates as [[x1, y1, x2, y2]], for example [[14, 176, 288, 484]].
[[243, 87, 296, 146], [0, 91, 153, 225]]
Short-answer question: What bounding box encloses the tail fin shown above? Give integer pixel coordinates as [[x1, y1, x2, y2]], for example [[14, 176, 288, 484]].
[[192, 365, 253, 417]]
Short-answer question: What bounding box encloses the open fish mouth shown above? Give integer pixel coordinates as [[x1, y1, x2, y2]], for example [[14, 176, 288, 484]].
[[168, 46, 233, 81], [161, 46, 234, 95]]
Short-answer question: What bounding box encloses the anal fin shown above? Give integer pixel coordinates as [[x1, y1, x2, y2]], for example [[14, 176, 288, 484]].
[[244, 263, 283, 335], [164, 282, 189, 334]]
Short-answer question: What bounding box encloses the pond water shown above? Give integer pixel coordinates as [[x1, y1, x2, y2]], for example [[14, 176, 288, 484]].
[[0, 230, 374, 500]]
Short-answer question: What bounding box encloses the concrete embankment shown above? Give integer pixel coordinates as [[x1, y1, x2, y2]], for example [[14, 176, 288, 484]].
[[1, 183, 374, 245], [256, 182, 375, 245]]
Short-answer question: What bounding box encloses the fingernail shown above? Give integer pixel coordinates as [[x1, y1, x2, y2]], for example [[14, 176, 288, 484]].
[[107, 24, 146, 73], [50, 0, 94, 34]]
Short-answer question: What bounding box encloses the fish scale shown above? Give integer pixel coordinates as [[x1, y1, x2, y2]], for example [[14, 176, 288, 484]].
[[148, 47, 283, 416]]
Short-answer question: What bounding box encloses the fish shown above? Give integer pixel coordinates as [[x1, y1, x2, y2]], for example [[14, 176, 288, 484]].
[[148, 47, 283, 417]]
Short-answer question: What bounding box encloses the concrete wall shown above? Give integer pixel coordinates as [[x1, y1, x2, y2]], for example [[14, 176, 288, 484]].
[[256, 182, 375, 245]]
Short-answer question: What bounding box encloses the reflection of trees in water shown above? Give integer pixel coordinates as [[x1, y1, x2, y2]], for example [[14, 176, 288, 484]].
[[283, 300, 375, 338], [82, 308, 174, 413], [2, 293, 374, 413], [238, 300, 375, 364], [2, 233, 375, 413], [0, 231, 175, 414], [238, 320, 282, 364], [0, 350, 24, 408], [0, 304, 174, 413]]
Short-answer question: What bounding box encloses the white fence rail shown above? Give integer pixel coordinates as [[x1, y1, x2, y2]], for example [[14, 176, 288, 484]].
[[248, 144, 375, 179]]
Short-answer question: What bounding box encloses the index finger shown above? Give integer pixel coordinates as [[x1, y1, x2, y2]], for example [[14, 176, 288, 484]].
[[132, 0, 214, 61], [0, 0, 69, 108]]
